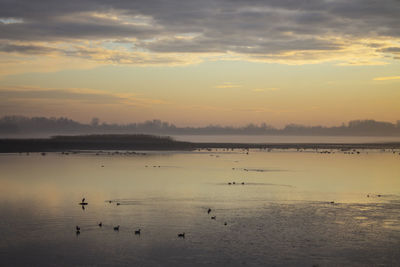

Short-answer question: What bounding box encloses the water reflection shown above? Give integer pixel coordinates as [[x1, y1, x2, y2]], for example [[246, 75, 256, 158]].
[[0, 150, 399, 266]]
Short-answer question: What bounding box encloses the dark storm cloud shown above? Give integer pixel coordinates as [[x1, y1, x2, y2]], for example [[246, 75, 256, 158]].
[[0, 0, 399, 56]]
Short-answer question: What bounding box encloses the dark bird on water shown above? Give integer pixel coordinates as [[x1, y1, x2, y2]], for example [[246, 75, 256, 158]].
[[114, 225, 120, 231], [211, 216, 216, 220], [224, 222, 227, 226], [178, 233, 185, 238], [208, 208, 212, 214], [117, 202, 121, 206], [98, 222, 102, 227], [76, 226, 80, 231], [135, 229, 141, 235]]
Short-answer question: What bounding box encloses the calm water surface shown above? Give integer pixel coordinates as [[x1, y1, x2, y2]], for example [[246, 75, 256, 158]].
[[0, 150, 399, 266], [172, 135, 400, 143]]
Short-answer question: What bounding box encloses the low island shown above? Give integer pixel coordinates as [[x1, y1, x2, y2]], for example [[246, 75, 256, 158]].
[[1, 134, 400, 153]]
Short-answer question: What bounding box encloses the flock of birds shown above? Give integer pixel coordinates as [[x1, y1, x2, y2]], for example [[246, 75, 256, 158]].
[[76, 198, 227, 238], [76, 198, 145, 236], [228, 181, 245, 185]]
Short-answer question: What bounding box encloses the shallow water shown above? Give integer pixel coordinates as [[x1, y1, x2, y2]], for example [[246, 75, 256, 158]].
[[0, 150, 399, 266], [172, 134, 400, 143]]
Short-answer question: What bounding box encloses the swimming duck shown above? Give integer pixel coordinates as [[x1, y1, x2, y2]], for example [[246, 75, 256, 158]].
[[178, 233, 185, 238]]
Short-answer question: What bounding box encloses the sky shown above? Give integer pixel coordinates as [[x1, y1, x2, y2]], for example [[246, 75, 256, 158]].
[[0, 0, 399, 127]]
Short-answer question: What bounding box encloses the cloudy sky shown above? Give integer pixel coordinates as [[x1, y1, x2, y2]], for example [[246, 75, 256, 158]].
[[0, 0, 399, 126]]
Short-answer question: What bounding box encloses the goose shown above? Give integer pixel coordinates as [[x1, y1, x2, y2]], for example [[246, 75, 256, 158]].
[[114, 225, 120, 231]]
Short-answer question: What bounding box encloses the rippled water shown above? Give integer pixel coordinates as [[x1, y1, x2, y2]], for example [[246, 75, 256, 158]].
[[0, 150, 399, 266]]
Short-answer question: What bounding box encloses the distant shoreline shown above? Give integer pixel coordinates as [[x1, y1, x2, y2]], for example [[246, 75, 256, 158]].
[[1, 134, 400, 153]]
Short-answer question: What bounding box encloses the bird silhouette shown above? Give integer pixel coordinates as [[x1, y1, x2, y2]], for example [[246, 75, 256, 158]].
[[178, 233, 185, 238]]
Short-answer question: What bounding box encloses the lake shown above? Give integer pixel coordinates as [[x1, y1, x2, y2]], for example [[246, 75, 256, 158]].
[[0, 149, 399, 266], [171, 134, 400, 143]]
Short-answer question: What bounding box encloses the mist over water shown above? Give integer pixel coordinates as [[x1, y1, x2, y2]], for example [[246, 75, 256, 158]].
[[0, 150, 399, 266]]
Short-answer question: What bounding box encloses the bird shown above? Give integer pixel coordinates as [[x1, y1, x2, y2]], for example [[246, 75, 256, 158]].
[[134, 229, 141, 235], [211, 216, 216, 220], [76, 226, 80, 231], [228, 182, 232, 185], [114, 225, 120, 231], [207, 208, 212, 214], [224, 222, 227, 226], [178, 233, 185, 238], [79, 198, 88, 205], [232, 182, 236, 185], [241, 182, 245, 185], [116, 202, 121, 206], [98, 222, 102, 227]]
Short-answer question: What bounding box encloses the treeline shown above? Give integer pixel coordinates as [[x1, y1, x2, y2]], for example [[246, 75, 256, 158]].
[[1, 116, 400, 137]]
